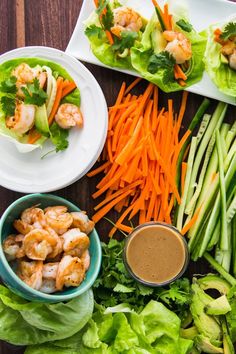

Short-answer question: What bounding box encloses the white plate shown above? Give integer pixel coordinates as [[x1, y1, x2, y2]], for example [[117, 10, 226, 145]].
[[0, 46, 108, 193], [66, 0, 236, 106]]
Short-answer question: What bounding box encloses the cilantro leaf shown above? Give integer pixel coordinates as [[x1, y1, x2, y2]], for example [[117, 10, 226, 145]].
[[0, 76, 17, 94], [148, 51, 176, 83], [50, 122, 69, 152], [21, 78, 47, 106], [85, 25, 104, 39], [220, 22, 236, 40], [96, 0, 114, 30], [176, 19, 193, 32], [112, 31, 138, 52], [0, 96, 16, 116]]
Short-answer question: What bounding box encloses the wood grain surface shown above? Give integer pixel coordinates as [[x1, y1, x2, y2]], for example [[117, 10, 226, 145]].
[[0, 1, 235, 353]]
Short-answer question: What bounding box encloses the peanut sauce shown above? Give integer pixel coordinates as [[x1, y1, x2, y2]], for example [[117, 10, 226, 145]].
[[124, 223, 188, 285]]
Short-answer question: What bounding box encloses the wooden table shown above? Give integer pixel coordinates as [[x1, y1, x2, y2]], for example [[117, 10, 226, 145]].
[[0, 1, 235, 353]]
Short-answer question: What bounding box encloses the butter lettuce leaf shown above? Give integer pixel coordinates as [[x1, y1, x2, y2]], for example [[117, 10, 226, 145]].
[[25, 300, 193, 354], [203, 18, 236, 97], [0, 285, 93, 345]]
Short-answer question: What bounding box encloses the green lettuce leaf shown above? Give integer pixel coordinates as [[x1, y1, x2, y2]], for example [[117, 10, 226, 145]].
[[0, 285, 93, 345], [131, 12, 206, 92], [0, 57, 80, 147], [203, 19, 236, 97]]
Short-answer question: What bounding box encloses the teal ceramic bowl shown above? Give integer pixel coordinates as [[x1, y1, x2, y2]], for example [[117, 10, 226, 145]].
[[0, 193, 102, 303]]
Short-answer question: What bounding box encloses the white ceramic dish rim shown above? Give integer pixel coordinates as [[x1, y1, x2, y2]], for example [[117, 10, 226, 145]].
[[0, 46, 108, 193]]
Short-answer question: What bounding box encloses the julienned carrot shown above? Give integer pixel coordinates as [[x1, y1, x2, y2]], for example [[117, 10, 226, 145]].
[[87, 161, 110, 177], [88, 80, 189, 236], [61, 81, 77, 99], [27, 129, 41, 144], [105, 30, 114, 45], [174, 65, 187, 81], [181, 207, 201, 235], [124, 78, 142, 95], [48, 77, 64, 125]]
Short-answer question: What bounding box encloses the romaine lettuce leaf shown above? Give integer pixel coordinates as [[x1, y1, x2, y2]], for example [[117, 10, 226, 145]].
[[203, 19, 236, 97], [0, 285, 93, 345], [131, 12, 206, 92]]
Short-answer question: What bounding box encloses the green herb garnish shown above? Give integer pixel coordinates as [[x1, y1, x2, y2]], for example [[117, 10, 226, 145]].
[[0, 96, 16, 116], [50, 122, 69, 152], [96, 0, 114, 30], [112, 31, 138, 52], [21, 78, 47, 106], [176, 19, 193, 32], [85, 25, 104, 39], [0, 76, 17, 94], [148, 51, 176, 83], [220, 22, 236, 40]]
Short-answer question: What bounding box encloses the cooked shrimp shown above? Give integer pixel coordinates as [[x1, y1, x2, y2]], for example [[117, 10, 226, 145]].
[[44, 206, 73, 235], [42, 262, 59, 279], [71, 211, 95, 234], [39, 279, 57, 294], [3, 235, 25, 260], [55, 103, 83, 129], [43, 226, 63, 259], [111, 6, 143, 38], [6, 102, 35, 135], [14, 219, 33, 235], [56, 255, 85, 290], [229, 50, 236, 70], [12, 63, 47, 97], [23, 229, 60, 260], [81, 249, 90, 271], [163, 31, 192, 64], [18, 260, 43, 290], [61, 228, 90, 257], [21, 206, 45, 226]]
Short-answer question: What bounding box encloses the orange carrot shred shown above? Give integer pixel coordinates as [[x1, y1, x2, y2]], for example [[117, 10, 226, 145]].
[[181, 207, 201, 235]]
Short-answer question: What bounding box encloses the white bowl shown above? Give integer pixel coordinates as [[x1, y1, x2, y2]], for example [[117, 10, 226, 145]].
[[0, 46, 108, 193]]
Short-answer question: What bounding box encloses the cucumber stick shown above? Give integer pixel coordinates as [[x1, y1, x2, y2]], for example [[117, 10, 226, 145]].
[[185, 102, 227, 208]]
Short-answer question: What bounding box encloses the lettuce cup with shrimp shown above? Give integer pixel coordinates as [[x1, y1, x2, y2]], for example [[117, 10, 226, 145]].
[[130, 0, 206, 92], [84, 0, 147, 70], [203, 17, 236, 96], [0, 58, 82, 153]]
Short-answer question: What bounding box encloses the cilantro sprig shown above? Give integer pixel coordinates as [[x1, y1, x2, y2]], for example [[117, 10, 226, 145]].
[[50, 122, 69, 152], [112, 31, 138, 52], [148, 51, 176, 83], [85, 25, 104, 39], [0, 96, 16, 116], [96, 0, 114, 31], [220, 22, 236, 40], [21, 78, 47, 106], [0, 76, 17, 94], [176, 19, 193, 33]]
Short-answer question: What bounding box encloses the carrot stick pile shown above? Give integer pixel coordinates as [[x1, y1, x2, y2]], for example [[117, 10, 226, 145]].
[[88, 80, 190, 237]]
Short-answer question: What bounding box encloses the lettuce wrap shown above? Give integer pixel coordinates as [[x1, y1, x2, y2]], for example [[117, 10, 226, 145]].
[[203, 17, 236, 97], [130, 1, 206, 92], [84, 1, 147, 70], [0, 58, 81, 152]]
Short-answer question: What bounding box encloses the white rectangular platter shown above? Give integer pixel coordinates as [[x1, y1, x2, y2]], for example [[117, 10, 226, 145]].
[[66, 0, 236, 105]]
